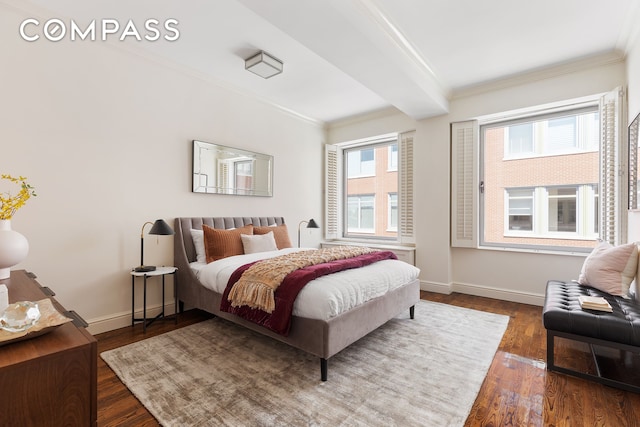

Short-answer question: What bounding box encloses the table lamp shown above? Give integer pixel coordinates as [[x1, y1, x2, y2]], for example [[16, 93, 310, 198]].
[[135, 219, 174, 272], [297, 218, 319, 247]]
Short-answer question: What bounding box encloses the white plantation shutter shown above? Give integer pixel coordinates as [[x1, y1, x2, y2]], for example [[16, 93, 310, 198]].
[[630, 116, 639, 210], [599, 86, 627, 245], [399, 131, 415, 244], [451, 120, 478, 247], [219, 162, 229, 193], [324, 144, 340, 239]]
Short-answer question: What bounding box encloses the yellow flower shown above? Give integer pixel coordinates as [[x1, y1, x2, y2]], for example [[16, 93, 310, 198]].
[[0, 174, 36, 220]]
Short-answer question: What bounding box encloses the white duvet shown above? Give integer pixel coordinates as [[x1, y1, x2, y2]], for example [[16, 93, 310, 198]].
[[190, 248, 420, 320]]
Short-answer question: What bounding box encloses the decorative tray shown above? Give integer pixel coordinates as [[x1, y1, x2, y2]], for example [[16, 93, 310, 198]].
[[0, 298, 72, 346]]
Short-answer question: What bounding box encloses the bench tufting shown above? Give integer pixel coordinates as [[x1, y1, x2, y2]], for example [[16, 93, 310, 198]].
[[543, 280, 640, 393]]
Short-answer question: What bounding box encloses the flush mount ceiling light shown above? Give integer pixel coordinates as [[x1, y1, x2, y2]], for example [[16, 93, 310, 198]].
[[245, 50, 283, 79]]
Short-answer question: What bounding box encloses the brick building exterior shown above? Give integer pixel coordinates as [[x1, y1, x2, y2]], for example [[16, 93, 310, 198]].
[[483, 127, 598, 248], [346, 144, 398, 238]]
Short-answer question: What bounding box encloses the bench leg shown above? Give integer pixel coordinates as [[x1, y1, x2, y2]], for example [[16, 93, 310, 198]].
[[546, 331, 555, 370], [545, 329, 640, 393]]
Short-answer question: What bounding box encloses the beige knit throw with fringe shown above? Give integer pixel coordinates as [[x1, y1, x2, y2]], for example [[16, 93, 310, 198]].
[[227, 246, 375, 313]]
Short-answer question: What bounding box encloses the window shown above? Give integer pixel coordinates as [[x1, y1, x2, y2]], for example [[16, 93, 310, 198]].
[[504, 111, 600, 159], [388, 145, 398, 171], [388, 193, 398, 230], [348, 195, 375, 232], [325, 131, 415, 243], [234, 160, 253, 194], [546, 117, 577, 152], [504, 185, 595, 239], [507, 123, 533, 156], [452, 87, 625, 252], [344, 142, 394, 238], [507, 188, 533, 231], [547, 187, 577, 232], [347, 148, 375, 177], [485, 108, 599, 249]]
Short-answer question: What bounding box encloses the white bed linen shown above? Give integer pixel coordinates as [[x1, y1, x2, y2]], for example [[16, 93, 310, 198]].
[[190, 248, 420, 320]]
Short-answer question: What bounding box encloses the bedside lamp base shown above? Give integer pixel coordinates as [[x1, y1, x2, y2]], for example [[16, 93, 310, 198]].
[[134, 265, 156, 273]]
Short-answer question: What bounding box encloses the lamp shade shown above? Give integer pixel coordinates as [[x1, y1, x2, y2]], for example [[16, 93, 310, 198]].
[[148, 219, 174, 236], [306, 218, 319, 229]]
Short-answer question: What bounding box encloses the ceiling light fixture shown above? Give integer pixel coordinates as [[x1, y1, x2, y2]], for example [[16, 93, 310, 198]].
[[245, 50, 283, 79]]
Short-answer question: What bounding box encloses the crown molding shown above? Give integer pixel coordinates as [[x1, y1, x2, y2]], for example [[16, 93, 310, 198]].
[[450, 51, 625, 100]]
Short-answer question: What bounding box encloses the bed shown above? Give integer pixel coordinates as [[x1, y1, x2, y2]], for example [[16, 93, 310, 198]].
[[174, 217, 420, 381]]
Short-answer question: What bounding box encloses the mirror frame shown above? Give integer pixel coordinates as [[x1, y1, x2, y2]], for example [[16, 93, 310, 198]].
[[192, 140, 273, 197]]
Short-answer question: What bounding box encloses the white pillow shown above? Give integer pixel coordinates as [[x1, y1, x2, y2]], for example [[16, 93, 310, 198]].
[[241, 232, 278, 254], [578, 241, 638, 297], [190, 229, 206, 263]]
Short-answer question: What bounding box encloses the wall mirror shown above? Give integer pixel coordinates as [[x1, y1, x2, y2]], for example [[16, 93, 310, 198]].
[[630, 113, 640, 209], [192, 140, 273, 196]]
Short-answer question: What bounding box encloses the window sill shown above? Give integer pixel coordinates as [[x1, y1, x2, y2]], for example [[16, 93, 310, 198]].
[[475, 244, 589, 257], [321, 240, 416, 265], [322, 239, 414, 250]]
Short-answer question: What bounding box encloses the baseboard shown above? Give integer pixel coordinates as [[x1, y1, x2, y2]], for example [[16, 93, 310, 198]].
[[420, 280, 453, 294], [88, 282, 544, 335], [420, 280, 545, 306], [86, 302, 177, 335], [452, 282, 545, 306]]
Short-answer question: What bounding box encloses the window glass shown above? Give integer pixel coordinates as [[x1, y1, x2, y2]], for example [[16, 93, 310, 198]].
[[347, 195, 375, 232], [507, 189, 533, 231], [547, 116, 576, 152], [388, 144, 398, 171], [388, 193, 398, 230], [508, 123, 533, 155], [347, 148, 375, 177], [343, 140, 398, 239], [482, 106, 599, 250], [234, 161, 253, 193], [548, 187, 577, 232]]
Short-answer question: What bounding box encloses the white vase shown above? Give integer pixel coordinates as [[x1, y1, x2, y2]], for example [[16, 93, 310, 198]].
[[0, 220, 29, 280]]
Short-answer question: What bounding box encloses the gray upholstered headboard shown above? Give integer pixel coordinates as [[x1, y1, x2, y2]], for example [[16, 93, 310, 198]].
[[174, 217, 286, 264]]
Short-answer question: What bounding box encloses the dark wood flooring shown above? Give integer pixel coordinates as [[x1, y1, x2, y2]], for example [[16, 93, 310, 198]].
[[96, 291, 640, 426]]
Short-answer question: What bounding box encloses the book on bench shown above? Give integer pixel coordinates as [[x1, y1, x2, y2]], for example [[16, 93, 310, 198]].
[[578, 295, 613, 312]]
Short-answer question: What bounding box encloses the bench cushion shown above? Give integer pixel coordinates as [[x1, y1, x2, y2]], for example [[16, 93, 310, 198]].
[[543, 280, 640, 347]]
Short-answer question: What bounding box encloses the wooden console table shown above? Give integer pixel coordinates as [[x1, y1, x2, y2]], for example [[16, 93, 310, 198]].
[[0, 270, 97, 426]]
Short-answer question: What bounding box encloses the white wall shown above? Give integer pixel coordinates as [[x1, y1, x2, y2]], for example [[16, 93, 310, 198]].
[[1, 4, 324, 333], [328, 57, 626, 306], [627, 30, 640, 121]]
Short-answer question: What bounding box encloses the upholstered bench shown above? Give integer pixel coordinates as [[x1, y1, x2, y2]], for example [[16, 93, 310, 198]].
[[543, 280, 640, 392]]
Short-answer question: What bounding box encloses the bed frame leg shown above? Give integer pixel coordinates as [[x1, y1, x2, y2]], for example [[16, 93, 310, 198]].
[[320, 358, 327, 381], [410, 305, 415, 319], [178, 300, 185, 313]]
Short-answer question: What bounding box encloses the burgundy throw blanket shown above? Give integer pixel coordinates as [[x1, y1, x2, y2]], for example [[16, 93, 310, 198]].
[[220, 250, 397, 336]]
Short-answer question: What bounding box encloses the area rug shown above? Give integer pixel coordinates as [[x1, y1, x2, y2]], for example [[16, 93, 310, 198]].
[[101, 300, 509, 426]]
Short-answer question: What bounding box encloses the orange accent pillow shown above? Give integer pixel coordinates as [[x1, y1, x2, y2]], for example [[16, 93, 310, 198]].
[[254, 224, 292, 249], [203, 224, 254, 263]]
